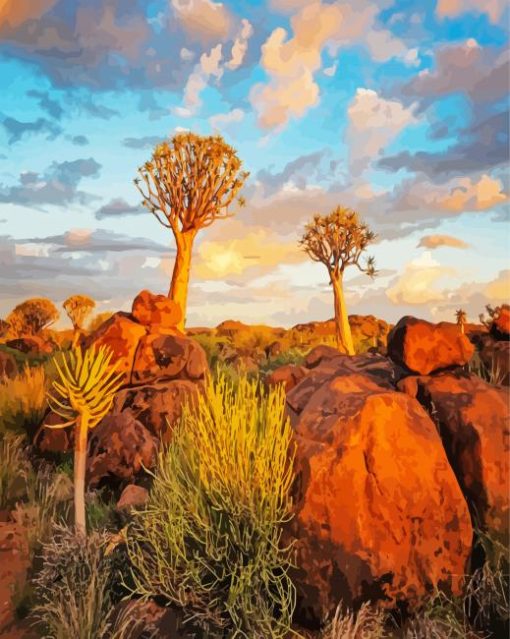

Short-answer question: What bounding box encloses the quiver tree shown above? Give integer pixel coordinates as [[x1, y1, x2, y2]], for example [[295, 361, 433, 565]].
[[135, 132, 249, 331], [63, 295, 96, 346], [300, 206, 376, 355], [455, 309, 467, 334], [5, 298, 59, 337], [46, 345, 123, 536]]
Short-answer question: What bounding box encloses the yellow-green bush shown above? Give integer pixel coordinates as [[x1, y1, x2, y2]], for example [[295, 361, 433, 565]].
[[127, 374, 296, 638], [0, 365, 47, 437]]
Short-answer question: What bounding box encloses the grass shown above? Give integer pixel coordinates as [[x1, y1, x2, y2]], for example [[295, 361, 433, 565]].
[[32, 525, 116, 639], [127, 373, 296, 638], [468, 352, 506, 386], [0, 365, 48, 437], [0, 434, 31, 511]]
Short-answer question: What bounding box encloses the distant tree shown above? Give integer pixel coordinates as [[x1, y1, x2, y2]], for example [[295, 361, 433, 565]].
[[300, 207, 376, 355], [5, 298, 59, 337], [455, 309, 467, 334], [63, 295, 96, 345], [135, 132, 249, 331]]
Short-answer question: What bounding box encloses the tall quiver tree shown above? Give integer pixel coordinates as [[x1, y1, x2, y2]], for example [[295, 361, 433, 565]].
[[300, 206, 376, 355], [135, 133, 249, 331], [63, 295, 96, 346]]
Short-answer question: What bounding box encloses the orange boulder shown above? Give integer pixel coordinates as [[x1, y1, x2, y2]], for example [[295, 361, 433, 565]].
[[85, 312, 147, 383], [388, 316, 474, 375], [490, 305, 510, 340], [265, 364, 308, 393], [287, 372, 472, 624], [132, 290, 183, 331], [400, 371, 509, 538]]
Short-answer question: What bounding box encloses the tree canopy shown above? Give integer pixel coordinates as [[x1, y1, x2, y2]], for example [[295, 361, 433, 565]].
[[6, 298, 59, 336]]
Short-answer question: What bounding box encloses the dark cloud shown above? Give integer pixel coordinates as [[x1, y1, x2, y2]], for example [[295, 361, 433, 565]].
[[79, 100, 120, 120], [69, 134, 89, 146], [402, 43, 509, 106], [0, 157, 101, 208], [1, 115, 62, 144], [26, 89, 64, 120], [95, 197, 145, 219], [23, 229, 169, 254], [255, 149, 335, 197], [379, 109, 509, 179], [122, 136, 162, 149]]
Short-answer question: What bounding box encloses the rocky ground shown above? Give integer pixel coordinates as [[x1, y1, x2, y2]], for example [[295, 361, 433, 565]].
[[0, 292, 508, 638]]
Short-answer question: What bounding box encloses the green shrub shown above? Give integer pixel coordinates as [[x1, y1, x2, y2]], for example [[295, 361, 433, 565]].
[[191, 333, 230, 368], [32, 525, 116, 639], [127, 374, 296, 638], [0, 365, 47, 437], [468, 352, 505, 386], [260, 348, 308, 374]]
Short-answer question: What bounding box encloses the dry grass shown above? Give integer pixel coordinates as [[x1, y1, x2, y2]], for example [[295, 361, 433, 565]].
[[0, 365, 48, 437]]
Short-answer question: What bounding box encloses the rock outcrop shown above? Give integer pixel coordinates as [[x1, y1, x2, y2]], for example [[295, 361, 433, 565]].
[[388, 316, 474, 375], [400, 370, 509, 537], [286, 362, 473, 626]]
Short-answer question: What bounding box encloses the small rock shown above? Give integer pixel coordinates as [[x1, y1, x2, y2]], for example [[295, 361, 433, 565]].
[[116, 485, 149, 512]]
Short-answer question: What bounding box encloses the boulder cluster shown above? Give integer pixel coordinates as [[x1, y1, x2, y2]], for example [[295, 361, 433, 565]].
[[269, 316, 508, 625]]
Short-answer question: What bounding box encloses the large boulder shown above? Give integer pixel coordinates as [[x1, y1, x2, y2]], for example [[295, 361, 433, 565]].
[[85, 312, 147, 383], [265, 364, 308, 393], [388, 316, 474, 375], [88, 413, 157, 487], [286, 371, 472, 626], [113, 380, 200, 442], [132, 290, 182, 331], [131, 334, 208, 385], [399, 370, 509, 538]]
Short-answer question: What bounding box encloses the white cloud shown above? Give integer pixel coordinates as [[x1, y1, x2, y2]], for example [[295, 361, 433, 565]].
[[226, 18, 253, 70], [174, 43, 223, 116], [436, 0, 506, 24], [386, 252, 456, 305], [347, 88, 417, 175], [209, 108, 245, 130], [171, 0, 233, 43]]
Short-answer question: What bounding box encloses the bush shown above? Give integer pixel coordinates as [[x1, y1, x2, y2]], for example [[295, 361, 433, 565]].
[[0, 365, 47, 437], [260, 347, 307, 374], [127, 374, 296, 638], [32, 525, 116, 639]]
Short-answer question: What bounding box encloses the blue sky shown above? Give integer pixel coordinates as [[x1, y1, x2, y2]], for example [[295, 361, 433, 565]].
[[0, 0, 508, 328]]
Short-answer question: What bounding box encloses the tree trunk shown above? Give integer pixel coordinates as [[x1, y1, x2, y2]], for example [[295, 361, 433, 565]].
[[332, 275, 355, 356], [169, 231, 195, 332], [74, 413, 89, 536]]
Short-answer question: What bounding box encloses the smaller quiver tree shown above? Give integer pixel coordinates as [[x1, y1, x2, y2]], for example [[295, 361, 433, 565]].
[[455, 309, 467, 334], [63, 295, 96, 346], [300, 207, 376, 355], [5, 298, 59, 338], [46, 344, 123, 536]]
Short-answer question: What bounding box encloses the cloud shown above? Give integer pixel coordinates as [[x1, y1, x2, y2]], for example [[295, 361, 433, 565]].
[[255, 149, 333, 196], [418, 235, 470, 250], [171, 0, 233, 44], [1, 116, 62, 144], [347, 88, 417, 175], [436, 0, 507, 24], [250, 0, 412, 129], [379, 109, 509, 178], [174, 43, 224, 116], [0, 158, 101, 208], [69, 135, 89, 146], [386, 251, 456, 305], [95, 198, 146, 220], [209, 108, 245, 130], [226, 18, 253, 70], [27, 89, 64, 120], [402, 40, 509, 105], [122, 136, 162, 149], [193, 221, 305, 281], [0, 0, 58, 31]]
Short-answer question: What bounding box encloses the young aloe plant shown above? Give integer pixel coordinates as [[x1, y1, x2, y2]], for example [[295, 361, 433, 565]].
[[46, 344, 123, 535]]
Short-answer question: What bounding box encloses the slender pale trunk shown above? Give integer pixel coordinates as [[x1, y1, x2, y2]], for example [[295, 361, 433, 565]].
[[460, 323, 465, 334], [74, 413, 89, 536], [169, 231, 196, 331], [332, 274, 355, 356]]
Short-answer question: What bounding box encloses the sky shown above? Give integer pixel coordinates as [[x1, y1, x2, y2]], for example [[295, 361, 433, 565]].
[[0, 0, 509, 329]]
